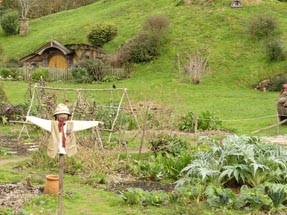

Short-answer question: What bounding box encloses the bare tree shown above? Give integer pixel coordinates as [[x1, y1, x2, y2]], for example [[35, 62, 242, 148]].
[[17, 0, 34, 19], [17, 0, 35, 35]]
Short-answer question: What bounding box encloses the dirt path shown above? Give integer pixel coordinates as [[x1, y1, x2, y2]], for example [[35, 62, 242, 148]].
[[262, 135, 287, 145], [0, 156, 30, 165]]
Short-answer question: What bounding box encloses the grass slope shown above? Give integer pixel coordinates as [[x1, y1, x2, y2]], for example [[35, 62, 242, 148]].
[[1, 0, 287, 135]]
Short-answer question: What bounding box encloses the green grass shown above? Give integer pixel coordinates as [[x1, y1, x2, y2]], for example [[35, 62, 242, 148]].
[[1, 78, 283, 136], [1, 0, 287, 87]]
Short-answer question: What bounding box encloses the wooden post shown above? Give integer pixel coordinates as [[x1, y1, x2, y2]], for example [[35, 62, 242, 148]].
[[276, 114, 280, 135], [58, 154, 64, 215], [138, 106, 149, 161]]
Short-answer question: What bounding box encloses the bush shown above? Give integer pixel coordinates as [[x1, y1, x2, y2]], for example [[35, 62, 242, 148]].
[[268, 74, 287, 92], [87, 24, 117, 47], [71, 67, 92, 83], [32, 68, 49, 81], [265, 37, 285, 62], [118, 15, 169, 64], [1, 10, 19, 35], [73, 59, 106, 82], [248, 15, 277, 39], [0, 67, 19, 79], [124, 32, 162, 63], [5, 58, 22, 68], [143, 15, 169, 35]]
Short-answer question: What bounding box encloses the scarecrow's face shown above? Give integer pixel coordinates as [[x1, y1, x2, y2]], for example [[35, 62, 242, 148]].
[[55, 113, 69, 120]]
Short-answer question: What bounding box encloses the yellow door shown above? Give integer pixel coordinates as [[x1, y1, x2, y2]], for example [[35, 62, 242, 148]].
[[48, 55, 68, 69]]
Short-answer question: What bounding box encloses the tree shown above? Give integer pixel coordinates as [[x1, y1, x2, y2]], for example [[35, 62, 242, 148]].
[[17, 0, 35, 35], [17, 0, 34, 19]]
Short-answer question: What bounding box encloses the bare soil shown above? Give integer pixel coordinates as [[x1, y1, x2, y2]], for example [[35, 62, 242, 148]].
[[0, 133, 42, 210], [0, 182, 42, 210]]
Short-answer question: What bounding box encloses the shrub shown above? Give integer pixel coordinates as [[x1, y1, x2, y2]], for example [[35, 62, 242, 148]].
[[32, 68, 49, 81], [268, 74, 287, 92], [143, 15, 169, 35], [118, 15, 169, 64], [265, 37, 285, 62], [124, 32, 162, 63], [71, 67, 92, 83], [87, 24, 117, 47], [1, 10, 19, 35], [0, 67, 19, 79], [248, 15, 277, 39], [73, 59, 105, 82], [5, 58, 22, 68]]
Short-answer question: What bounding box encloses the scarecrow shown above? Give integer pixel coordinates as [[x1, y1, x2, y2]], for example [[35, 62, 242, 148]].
[[26, 103, 102, 215]]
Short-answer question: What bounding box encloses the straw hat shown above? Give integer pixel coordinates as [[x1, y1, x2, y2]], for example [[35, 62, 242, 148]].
[[53, 103, 71, 116]]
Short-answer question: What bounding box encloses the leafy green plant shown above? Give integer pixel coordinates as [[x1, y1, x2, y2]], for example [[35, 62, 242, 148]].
[[87, 23, 117, 47], [234, 184, 271, 211], [32, 67, 49, 81], [149, 133, 189, 156], [120, 188, 170, 206], [178, 111, 197, 132], [179, 111, 222, 132], [267, 185, 287, 209], [120, 188, 146, 205], [0, 68, 17, 79], [1, 10, 19, 35], [131, 151, 192, 181], [205, 185, 236, 209], [198, 111, 222, 131], [175, 178, 206, 203], [177, 135, 287, 190]]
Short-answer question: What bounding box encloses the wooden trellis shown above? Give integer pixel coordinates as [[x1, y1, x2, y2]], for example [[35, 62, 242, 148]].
[[20, 84, 140, 145]]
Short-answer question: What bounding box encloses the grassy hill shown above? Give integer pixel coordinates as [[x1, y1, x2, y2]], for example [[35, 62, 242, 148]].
[[1, 0, 287, 135]]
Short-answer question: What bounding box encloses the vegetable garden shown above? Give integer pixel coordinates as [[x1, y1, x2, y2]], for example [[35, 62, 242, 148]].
[[1, 82, 287, 214]]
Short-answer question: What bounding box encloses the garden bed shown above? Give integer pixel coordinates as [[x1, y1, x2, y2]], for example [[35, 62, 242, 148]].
[[0, 182, 43, 210]]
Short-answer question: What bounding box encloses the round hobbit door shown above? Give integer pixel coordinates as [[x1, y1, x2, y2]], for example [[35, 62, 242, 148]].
[[48, 54, 68, 69]]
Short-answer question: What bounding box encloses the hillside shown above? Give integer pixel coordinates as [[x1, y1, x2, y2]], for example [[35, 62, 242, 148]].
[[1, 0, 287, 135], [1, 0, 287, 85]]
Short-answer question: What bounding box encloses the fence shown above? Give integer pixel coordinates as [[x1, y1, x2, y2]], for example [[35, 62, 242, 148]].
[[48, 68, 73, 81], [21, 67, 73, 81]]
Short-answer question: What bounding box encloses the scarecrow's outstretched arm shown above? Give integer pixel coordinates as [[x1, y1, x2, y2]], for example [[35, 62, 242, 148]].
[[72, 120, 103, 132], [26, 116, 52, 132]]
